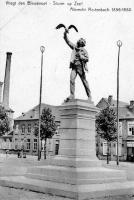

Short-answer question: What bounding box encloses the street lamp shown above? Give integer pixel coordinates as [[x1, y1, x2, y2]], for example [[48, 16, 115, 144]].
[[38, 46, 45, 161], [117, 40, 122, 166]]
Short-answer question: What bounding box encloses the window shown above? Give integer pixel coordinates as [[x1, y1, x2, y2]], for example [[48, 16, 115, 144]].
[[119, 122, 122, 136], [26, 139, 30, 150], [55, 140, 59, 155], [34, 123, 38, 131], [15, 139, 18, 149], [128, 122, 134, 136], [55, 125, 60, 134], [21, 124, 25, 133], [28, 124, 31, 133], [115, 142, 122, 156], [103, 142, 107, 155], [33, 139, 37, 150], [15, 124, 19, 135], [16, 124, 19, 130]]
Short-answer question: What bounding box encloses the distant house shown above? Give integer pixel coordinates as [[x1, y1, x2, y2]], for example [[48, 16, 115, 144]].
[[13, 103, 61, 156], [0, 104, 14, 152], [96, 95, 134, 161]]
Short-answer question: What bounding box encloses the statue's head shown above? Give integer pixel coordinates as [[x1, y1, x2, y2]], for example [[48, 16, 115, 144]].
[[77, 38, 86, 47]]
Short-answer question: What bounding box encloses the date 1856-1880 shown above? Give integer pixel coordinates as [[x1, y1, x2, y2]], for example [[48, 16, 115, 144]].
[[112, 7, 131, 12]]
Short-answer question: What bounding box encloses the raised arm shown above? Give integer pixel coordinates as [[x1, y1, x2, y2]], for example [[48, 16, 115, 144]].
[[63, 31, 75, 50]]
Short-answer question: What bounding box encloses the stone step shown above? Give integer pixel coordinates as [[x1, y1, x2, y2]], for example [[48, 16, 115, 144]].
[[27, 165, 126, 184], [48, 156, 102, 167], [0, 176, 134, 200], [26, 172, 126, 185]]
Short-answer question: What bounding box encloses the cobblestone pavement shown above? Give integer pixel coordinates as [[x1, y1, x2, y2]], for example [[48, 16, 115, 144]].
[[0, 186, 71, 200], [0, 186, 134, 200]]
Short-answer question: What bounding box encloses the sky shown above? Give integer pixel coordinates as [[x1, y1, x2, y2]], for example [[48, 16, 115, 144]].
[[0, 0, 134, 118]]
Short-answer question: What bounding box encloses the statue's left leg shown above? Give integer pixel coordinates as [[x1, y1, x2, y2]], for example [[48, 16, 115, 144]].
[[65, 69, 77, 102], [70, 69, 77, 98], [79, 72, 91, 100]]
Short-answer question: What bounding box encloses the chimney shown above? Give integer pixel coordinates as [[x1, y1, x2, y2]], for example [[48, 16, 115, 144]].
[[22, 112, 25, 116], [3, 52, 12, 109], [0, 82, 3, 103], [108, 95, 113, 105], [130, 100, 134, 108], [32, 107, 39, 118]]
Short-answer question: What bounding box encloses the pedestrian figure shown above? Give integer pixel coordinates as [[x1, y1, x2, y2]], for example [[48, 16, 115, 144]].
[[17, 150, 21, 158], [5, 149, 9, 159]]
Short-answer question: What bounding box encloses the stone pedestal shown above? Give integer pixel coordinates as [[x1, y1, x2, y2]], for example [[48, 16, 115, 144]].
[[58, 99, 100, 160], [50, 99, 101, 169]]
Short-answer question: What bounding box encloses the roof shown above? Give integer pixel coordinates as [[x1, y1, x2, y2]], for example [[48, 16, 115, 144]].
[[15, 103, 61, 122], [113, 106, 134, 120], [97, 97, 134, 120], [103, 98, 128, 107]]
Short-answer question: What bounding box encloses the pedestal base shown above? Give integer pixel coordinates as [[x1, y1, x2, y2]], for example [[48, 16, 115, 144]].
[[26, 164, 126, 185], [0, 99, 130, 199], [25, 99, 127, 198]]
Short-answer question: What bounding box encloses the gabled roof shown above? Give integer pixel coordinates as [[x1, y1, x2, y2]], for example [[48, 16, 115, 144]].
[[97, 97, 134, 120], [15, 103, 61, 122], [103, 98, 128, 107], [113, 106, 134, 120], [96, 97, 128, 108]]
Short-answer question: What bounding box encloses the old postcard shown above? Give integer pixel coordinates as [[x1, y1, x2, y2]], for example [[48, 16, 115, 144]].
[[0, 0, 134, 199]]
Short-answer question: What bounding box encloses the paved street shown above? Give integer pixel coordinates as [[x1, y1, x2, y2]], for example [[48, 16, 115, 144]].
[[0, 186, 70, 200], [0, 186, 134, 200], [0, 153, 134, 200]]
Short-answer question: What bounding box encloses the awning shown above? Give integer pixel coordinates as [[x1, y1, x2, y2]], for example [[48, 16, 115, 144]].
[[127, 142, 134, 147]]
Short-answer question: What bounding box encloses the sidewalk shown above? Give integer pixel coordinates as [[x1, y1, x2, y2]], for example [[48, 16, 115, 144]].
[[0, 153, 49, 177], [102, 160, 134, 167]]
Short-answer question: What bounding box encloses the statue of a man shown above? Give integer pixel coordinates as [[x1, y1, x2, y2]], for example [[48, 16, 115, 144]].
[[63, 30, 91, 101]]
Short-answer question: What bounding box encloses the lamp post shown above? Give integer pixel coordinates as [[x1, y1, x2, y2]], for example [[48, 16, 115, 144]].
[[38, 46, 45, 161], [116, 40, 122, 165]]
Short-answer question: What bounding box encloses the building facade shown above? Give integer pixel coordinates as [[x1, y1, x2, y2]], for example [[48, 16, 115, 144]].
[[96, 95, 134, 161], [13, 103, 61, 156]]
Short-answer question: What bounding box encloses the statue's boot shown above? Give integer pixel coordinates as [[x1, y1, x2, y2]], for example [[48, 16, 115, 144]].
[[87, 93, 92, 102], [65, 95, 75, 102]]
